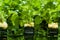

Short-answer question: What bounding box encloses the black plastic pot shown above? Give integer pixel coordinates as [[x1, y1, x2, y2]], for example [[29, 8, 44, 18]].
[[0, 28, 7, 40], [24, 27, 34, 40], [47, 28, 58, 40], [48, 28, 58, 36]]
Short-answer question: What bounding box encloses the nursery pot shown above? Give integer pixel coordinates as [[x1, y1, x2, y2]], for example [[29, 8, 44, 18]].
[[48, 22, 58, 40], [24, 27, 34, 40], [0, 28, 7, 40]]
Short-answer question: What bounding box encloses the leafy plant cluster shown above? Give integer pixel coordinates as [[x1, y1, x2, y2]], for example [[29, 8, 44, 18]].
[[0, 0, 60, 40]]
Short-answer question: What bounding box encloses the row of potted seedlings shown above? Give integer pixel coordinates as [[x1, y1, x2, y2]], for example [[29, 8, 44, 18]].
[[0, 18, 58, 40]]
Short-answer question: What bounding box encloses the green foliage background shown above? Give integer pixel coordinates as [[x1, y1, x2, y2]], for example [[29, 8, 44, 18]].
[[0, 0, 60, 40]]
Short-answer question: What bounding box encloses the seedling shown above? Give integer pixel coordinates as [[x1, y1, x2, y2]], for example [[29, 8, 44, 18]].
[[24, 23, 34, 40]]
